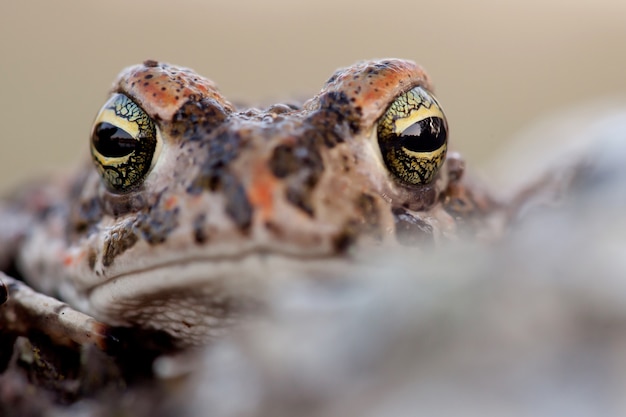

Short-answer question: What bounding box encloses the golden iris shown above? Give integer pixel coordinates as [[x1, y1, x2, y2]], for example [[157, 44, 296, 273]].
[[377, 86, 448, 185], [90, 94, 159, 192]]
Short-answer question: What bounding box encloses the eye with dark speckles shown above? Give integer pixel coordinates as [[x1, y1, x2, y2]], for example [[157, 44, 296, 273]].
[[90, 94, 162, 193], [377, 86, 448, 185]]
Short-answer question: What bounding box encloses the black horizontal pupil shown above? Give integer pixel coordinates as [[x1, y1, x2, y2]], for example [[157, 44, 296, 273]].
[[92, 122, 137, 158], [400, 117, 447, 152]]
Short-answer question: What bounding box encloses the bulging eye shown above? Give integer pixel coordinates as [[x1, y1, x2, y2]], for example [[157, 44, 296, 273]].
[[90, 94, 161, 193], [377, 86, 448, 185]]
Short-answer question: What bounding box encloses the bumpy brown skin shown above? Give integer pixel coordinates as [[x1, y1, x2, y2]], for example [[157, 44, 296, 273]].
[[6, 59, 496, 346]]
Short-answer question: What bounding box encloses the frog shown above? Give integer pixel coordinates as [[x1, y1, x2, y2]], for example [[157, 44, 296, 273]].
[[0, 58, 502, 350]]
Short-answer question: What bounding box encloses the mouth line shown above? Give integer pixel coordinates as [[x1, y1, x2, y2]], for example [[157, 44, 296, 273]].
[[88, 250, 348, 298]]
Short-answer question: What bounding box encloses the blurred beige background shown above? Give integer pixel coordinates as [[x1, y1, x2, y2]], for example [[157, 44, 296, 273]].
[[1, 0, 625, 193]]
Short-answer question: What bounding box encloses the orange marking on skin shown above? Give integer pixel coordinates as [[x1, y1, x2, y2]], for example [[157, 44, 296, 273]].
[[62, 249, 84, 267], [196, 83, 209, 94], [140, 77, 179, 107], [248, 164, 277, 221], [63, 254, 74, 267], [362, 76, 400, 104], [119, 62, 235, 121], [164, 196, 178, 210]]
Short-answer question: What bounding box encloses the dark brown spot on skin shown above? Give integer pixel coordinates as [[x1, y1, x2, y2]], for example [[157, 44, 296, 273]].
[[185, 114, 254, 229], [341, 154, 352, 173], [269, 143, 324, 217], [144, 74, 154, 79], [87, 248, 97, 270], [143, 59, 159, 67], [355, 193, 382, 239], [285, 186, 314, 217], [392, 207, 434, 246], [193, 213, 208, 244], [306, 91, 362, 148], [69, 197, 103, 237], [269, 145, 304, 178], [325, 72, 339, 85], [264, 221, 284, 238], [190, 149, 253, 234], [171, 99, 229, 143], [332, 222, 359, 253], [136, 206, 180, 245], [102, 222, 139, 267], [221, 174, 253, 232]]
